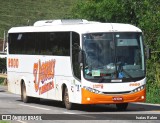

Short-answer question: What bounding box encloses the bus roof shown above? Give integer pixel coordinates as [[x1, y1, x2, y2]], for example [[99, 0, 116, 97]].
[[8, 20, 142, 34]]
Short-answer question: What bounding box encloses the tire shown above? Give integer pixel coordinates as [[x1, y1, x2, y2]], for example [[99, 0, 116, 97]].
[[116, 103, 128, 111], [63, 87, 74, 110], [21, 82, 31, 103], [31, 97, 40, 103]]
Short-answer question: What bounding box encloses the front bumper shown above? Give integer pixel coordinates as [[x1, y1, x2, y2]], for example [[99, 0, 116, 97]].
[[82, 88, 146, 104]]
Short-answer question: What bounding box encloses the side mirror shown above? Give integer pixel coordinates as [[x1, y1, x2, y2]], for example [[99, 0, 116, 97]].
[[146, 45, 151, 59], [73, 43, 81, 51]]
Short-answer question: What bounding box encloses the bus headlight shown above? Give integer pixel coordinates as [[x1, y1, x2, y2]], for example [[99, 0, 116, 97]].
[[131, 85, 145, 93], [83, 86, 103, 94]]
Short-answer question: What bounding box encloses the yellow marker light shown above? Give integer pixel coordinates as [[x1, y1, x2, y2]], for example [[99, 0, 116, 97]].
[[87, 98, 90, 101], [141, 96, 144, 99]]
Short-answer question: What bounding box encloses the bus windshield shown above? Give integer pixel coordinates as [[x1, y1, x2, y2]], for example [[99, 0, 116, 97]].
[[82, 32, 145, 82]]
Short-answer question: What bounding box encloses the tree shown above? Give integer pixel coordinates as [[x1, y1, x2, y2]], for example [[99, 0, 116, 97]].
[[72, 0, 160, 103]]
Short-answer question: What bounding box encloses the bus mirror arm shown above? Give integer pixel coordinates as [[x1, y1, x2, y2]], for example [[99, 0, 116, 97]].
[[73, 43, 81, 51]]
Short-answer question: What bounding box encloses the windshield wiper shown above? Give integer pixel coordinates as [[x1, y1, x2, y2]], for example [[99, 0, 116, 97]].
[[121, 68, 133, 79], [117, 62, 133, 79]]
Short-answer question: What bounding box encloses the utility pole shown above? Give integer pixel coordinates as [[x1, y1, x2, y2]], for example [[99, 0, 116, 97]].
[[3, 31, 5, 52]]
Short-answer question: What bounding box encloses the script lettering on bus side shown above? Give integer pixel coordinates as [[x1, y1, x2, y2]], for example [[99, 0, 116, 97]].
[[33, 59, 56, 95]]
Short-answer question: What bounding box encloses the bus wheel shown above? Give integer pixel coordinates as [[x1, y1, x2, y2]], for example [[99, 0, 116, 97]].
[[21, 82, 31, 103], [116, 103, 128, 111], [64, 87, 73, 110]]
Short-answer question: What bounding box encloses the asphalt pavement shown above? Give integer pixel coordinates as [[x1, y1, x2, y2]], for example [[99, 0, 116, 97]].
[[0, 85, 160, 123]]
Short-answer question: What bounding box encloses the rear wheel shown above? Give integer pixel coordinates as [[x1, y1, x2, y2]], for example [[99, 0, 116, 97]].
[[116, 103, 128, 111], [21, 82, 31, 103], [63, 87, 74, 110]]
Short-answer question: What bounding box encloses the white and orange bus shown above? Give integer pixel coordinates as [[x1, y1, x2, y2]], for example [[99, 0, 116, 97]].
[[7, 19, 146, 110]]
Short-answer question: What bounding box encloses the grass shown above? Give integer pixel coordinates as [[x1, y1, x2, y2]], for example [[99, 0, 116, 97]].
[[146, 84, 160, 104], [0, 0, 78, 38], [0, 121, 10, 123], [0, 78, 5, 85]]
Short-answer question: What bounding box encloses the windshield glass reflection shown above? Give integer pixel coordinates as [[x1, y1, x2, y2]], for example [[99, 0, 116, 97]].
[[82, 32, 145, 81]]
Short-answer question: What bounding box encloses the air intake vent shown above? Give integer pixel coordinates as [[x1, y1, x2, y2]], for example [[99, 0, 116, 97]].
[[103, 91, 131, 94]]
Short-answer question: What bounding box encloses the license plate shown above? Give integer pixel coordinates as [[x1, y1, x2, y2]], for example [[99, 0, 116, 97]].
[[112, 97, 123, 101]]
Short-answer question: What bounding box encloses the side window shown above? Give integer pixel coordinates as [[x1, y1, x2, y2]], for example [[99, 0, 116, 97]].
[[47, 32, 70, 56], [9, 33, 17, 54], [35, 32, 47, 55], [34, 32, 70, 56], [25, 33, 35, 54], [72, 32, 81, 80], [9, 33, 35, 54], [9, 32, 70, 56], [9, 33, 25, 54]]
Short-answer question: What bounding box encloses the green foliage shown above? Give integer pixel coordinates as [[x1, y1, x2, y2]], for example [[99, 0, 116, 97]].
[[0, 0, 78, 38], [0, 121, 10, 123], [146, 83, 160, 103], [0, 78, 5, 85], [0, 58, 6, 74], [72, 0, 160, 103], [72, 0, 122, 22]]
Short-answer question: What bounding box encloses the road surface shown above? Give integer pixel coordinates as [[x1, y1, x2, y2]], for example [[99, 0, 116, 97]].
[[0, 86, 160, 123]]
